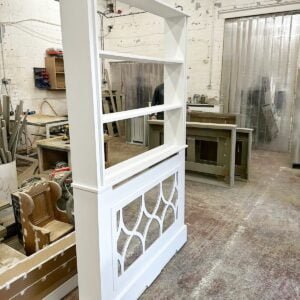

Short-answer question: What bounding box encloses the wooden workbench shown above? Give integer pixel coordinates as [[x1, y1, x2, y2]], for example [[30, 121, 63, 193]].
[[37, 136, 111, 173], [36, 137, 71, 173], [27, 114, 68, 126]]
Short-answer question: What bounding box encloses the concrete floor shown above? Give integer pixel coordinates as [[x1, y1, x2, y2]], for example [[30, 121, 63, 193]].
[[65, 149, 300, 299]]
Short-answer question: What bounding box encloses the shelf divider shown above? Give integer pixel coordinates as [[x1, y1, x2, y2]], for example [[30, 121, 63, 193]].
[[99, 50, 183, 65], [102, 104, 181, 123]]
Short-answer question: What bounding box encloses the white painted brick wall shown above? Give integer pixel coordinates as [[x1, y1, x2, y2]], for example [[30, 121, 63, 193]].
[[104, 0, 299, 102], [0, 0, 67, 116], [0, 0, 298, 114]]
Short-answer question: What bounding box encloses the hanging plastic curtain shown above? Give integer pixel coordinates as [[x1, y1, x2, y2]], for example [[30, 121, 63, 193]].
[[110, 62, 164, 144], [221, 13, 300, 152]]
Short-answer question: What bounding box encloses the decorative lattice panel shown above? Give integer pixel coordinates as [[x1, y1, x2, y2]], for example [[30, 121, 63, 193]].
[[116, 172, 179, 277]]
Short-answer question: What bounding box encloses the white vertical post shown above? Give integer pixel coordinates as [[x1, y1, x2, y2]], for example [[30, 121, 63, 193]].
[[164, 16, 188, 146], [60, 0, 105, 299]]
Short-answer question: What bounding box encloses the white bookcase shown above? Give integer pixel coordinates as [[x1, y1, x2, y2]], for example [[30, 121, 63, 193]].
[[60, 0, 189, 299]]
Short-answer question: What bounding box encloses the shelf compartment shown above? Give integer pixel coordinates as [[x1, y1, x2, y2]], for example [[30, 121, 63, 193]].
[[105, 144, 186, 186]]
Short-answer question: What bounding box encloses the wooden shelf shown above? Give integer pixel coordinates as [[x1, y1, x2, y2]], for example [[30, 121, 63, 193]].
[[45, 56, 66, 90], [105, 144, 186, 186], [102, 104, 181, 123], [99, 50, 183, 64]]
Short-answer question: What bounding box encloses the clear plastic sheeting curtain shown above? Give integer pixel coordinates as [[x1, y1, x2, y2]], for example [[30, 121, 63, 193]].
[[110, 62, 164, 110], [110, 62, 164, 144], [221, 13, 300, 152]]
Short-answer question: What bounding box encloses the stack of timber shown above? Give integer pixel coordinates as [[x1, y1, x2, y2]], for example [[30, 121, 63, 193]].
[[0, 95, 28, 164]]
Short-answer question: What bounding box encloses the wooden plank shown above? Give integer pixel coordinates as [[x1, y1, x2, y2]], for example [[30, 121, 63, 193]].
[[2, 95, 10, 135], [185, 161, 227, 176], [102, 100, 114, 136], [104, 69, 121, 135], [1, 126, 9, 153], [0, 225, 6, 238], [187, 122, 237, 131], [0, 148, 7, 164], [0, 201, 10, 211], [116, 93, 125, 136], [148, 125, 162, 149], [186, 137, 196, 162]]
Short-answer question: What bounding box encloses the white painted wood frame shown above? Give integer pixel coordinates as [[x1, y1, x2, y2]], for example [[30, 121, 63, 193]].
[[60, 0, 188, 299]]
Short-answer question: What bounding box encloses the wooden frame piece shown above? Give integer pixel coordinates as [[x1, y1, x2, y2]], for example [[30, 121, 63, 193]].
[[236, 128, 253, 180]]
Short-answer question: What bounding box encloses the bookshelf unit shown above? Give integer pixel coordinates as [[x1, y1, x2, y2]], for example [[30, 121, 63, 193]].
[[60, 0, 189, 298], [45, 56, 66, 90]]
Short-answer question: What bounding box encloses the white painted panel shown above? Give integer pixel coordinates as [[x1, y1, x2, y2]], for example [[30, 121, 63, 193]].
[[119, 0, 189, 18]]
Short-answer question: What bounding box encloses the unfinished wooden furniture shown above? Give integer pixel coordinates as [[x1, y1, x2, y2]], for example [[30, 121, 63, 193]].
[[45, 56, 66, 90], [36, 136, 111, 173], [187, 111, 238, 124], [0, 201, 11, 241], [0, 233, 77, 299], [149, 121, 253, 183], [14, 181, 74, 255], [36, 136, 71, 173], [60, 0, 188, 298], [185, 122, 236, 186], [148, 120, 237, 186], [186, 112, 252, 181], [236, 128, 253, 180], [0, 243, 26, 274]]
